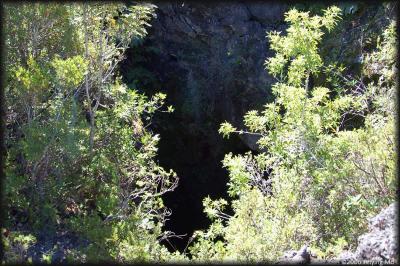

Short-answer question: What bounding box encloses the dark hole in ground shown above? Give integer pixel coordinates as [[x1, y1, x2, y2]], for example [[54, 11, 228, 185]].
[[151, 109, 249, 253]]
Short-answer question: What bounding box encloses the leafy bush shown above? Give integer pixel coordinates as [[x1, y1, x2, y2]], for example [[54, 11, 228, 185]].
[[192, 6, 396, 262], [4, 2, 180, 263], [2, 230, 37, 264]]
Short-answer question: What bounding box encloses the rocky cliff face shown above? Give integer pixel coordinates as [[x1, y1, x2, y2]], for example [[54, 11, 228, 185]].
[[123, 1, 290, 151], [122, 1, 393, 151]]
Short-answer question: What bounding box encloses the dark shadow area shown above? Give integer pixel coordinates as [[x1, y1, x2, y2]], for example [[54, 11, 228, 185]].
[[151, 109, 249, 252]]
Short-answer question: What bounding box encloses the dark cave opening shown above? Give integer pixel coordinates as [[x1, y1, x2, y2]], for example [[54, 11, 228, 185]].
[[119, 50, 251, 253], [150, 106, 250, 253]]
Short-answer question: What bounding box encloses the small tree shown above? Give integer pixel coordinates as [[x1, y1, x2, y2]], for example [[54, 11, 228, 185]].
[[191, 6, 396, 262]]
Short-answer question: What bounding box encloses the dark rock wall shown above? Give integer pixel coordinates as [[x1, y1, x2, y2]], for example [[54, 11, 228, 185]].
[[124, 1, 289, 151]]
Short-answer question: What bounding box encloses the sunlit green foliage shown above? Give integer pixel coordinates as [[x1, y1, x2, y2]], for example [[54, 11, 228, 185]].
[[3, 2, 178, 263], [51, 55, 88, 88], [266, 6, 341, 86]]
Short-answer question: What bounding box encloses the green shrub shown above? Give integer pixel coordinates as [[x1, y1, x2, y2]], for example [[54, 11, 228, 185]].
[[4, 2, 179, 263], [2, 230, 37, 264], [192, 6, 396, 262]]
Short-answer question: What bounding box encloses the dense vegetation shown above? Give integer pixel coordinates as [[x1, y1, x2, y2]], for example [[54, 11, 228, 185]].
[[204, 7, 397, 262], [3, 3, 181, 262], [2, 2, 397, 264]]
